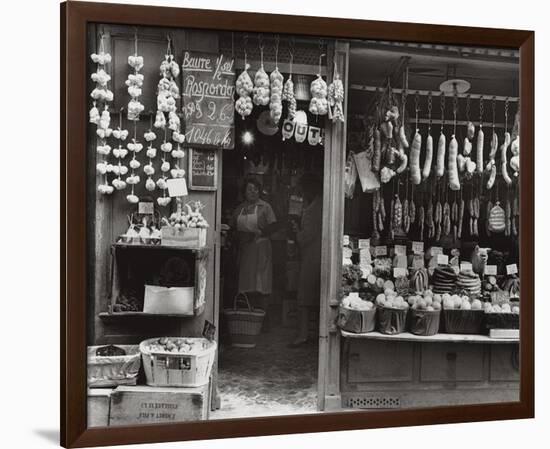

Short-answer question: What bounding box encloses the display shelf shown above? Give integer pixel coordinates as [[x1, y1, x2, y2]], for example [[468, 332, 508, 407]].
[[113, 242, 210, 253], [340, 330, 519, 344], [99, 311, 194, 320]]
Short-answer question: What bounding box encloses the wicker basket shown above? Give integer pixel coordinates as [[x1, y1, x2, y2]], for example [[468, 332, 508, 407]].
[[337, 305, 376, 333], [409, 309, 441, 336], [223, 293, 265, 348], [87, 345, 141, 388], [139, 337, 216, 387], [376, 306, 408, 335], [441, 309, 485, 334]]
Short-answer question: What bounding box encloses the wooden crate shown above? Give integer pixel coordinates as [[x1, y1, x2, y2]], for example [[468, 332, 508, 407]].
[[87, 388, 112, 427], [108, 385, 209, 426]]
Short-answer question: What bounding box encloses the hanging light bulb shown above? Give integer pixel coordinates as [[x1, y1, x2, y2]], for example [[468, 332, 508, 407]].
[[242, 130, 254, 145]]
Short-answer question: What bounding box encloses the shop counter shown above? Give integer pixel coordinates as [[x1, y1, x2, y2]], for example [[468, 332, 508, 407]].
[[340, 330, 520, 410]]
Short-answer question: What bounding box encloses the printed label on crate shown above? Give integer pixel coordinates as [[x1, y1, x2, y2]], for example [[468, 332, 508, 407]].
[[506, 264, 518, 275], [138, 202, 154, 214], [394, 245, 406, 256], [358, 239, 370, 249], [437, 254, 449, 265], [412, 241, 424, 254], [375, 245, 387, 256], [393, 268, 408, 278], [431, 246, 443, 256], [167, 178, 188, 197], [485, 265, 498, 276], [460, 262, 473, 272]]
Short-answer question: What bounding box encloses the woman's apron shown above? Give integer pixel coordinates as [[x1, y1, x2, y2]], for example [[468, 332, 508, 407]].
[[237, 205, 273, 295]]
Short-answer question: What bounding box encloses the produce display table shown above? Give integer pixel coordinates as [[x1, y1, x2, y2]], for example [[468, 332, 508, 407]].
[[340, 330, 520, 410], [340, 330, 519, 344]]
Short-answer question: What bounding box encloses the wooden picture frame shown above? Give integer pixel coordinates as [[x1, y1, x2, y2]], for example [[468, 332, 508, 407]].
[[61, 1, 534, 447], [188, 148, 219, 191]]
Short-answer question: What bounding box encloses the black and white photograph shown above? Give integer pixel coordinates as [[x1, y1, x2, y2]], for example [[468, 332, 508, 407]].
[[84, 21, 523, 428]]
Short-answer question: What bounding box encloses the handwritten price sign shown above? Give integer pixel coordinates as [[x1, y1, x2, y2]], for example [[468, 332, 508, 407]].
[[181, 51, 235, 149]]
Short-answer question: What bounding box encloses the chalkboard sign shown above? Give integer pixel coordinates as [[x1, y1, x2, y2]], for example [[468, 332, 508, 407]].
[[188, 148, 218, 191], [181, 51, 235, 149]]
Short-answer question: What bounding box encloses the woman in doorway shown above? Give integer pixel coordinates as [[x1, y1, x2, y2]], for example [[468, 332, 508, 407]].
[[232, 177, 278, 329], [290, 173, 323, 347]]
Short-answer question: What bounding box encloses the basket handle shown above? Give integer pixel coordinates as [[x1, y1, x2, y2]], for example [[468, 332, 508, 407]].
[[233, 292, 253, 311]]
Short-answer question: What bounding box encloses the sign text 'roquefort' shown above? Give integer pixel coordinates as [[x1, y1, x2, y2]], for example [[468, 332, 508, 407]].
[[181, 52, 235, 149]]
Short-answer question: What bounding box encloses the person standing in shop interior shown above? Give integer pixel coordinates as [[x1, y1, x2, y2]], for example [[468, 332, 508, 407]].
[[232, 177, 278, 330], [289, 173, 323, 347]]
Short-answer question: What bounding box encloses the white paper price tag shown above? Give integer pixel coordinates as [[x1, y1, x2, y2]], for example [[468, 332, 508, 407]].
[[412, 241, 424, 255], [393, 268, 408, 278], [343, 235, 350, 246], [431, 246, 443, 256], [394, 245, 407, 256], [412, 258, 424, 270], [167, 178, 188, 197], [359, 249, 371, 262], [506, 264, 518, 275], [485, 265, 497, 276], [138, 202, 154, 214], [375, 246, 387, 256], [358, 239, 370, 249], [437, 254, 449, 265], [460, 262, 473, 272]]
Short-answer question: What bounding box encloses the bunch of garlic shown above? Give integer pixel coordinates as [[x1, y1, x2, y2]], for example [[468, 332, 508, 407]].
[[126, 54, 145, 121], [309, 75, 328, 116], [125, 136, 143, 203], [143, 130, 157, 192], [235, 64, 254, 119], [90, 42, 115, 195], [154, 53, 180, 206], [89, 50, 113, 107], [282, 76, 296, 120], [253, 65, 270, 106], [328, 70, 345, 123], [112, 119, 129, 191], [95, 107, 114, 193], [269, 68, 284, 123]]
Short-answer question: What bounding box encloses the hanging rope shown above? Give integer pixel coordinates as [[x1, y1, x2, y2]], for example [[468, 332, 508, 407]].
[[274, 34, 280, 69], [427, 92, 433, 132], [440, 92, 445, 133]]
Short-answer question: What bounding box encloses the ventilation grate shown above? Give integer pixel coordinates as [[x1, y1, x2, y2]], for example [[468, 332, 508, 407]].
[[347, 396, 401, 409]]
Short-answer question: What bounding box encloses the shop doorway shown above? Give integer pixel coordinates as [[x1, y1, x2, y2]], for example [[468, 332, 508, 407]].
[[213, 107, 325, 419]]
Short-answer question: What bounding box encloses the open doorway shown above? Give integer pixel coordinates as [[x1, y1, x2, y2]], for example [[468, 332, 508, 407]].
[[213, 105, 325, 419]]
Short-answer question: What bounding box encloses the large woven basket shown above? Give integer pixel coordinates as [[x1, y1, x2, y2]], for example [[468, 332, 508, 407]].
[[223, 293, 265, 348]]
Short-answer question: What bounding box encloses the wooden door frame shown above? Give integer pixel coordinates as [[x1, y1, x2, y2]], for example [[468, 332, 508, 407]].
[[317, 40, 349, 411]]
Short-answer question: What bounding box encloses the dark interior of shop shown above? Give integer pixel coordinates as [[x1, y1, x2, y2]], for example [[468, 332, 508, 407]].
[[215, 96, 324, 418]]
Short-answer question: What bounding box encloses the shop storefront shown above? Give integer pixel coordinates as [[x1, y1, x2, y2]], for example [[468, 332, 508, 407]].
[[86, 23, 520, 425]]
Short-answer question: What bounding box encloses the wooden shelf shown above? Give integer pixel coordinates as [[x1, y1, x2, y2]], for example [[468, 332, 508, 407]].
[[340, 330, 519, 344], [99, 311, 194, 320], [113, 243, 210, 253]]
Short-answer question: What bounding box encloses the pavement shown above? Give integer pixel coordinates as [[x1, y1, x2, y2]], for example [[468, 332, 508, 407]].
[[211, 326, 319, 419]]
